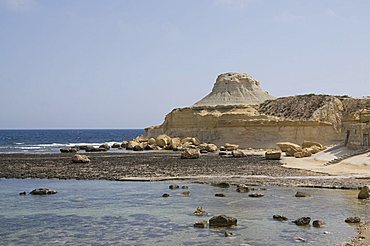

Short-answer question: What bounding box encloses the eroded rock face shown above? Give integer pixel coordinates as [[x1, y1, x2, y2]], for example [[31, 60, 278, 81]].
[[193, 72, 275, 107]]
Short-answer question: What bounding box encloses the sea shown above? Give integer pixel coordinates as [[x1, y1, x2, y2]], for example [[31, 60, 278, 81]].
[[0, 129, 369, 245], [0, 129, 143, 153]]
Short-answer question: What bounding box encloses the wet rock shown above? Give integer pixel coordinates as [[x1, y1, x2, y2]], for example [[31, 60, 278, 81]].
[[209, 215, 237, 227], [181, 185, 189, 189], [169, 184, 179, 190], [72, 154, 90, 163], [99, 144, 110, 151], [194, 220, 208, 228], [111, 143, 121, 148], [295, 191, 310, 197], [232, 150, 245, 158], [162, 193, 170, 197], [224, 231, 233, 237], [215, 193, 226, 197], [293, 217, 311, 226], [19, 191, 26, 196], [265, 150, 282, 160], [194, 207, 205, 216], [60, 147, 79, 153], [133, 144, 144, 151], [345, 217, 361, 223], [213, 182, 230, 188], [295, 237, 307, 242], [224, 143, 239, 151], [30, 188, 57, 195], [358, 186, 370, 199], [181, 149, 201, 159], [273, 215, 288, 221], [249, 193, 264, 198], [313, 219, 325, 228], [181, 191, 190, 196], [236, 184, 249, 193]]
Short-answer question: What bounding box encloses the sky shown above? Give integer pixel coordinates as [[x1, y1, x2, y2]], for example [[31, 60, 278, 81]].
[[0, 0, 369, 129]]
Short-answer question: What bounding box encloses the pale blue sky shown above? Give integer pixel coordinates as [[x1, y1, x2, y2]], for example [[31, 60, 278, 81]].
[[0, 0, 369, 129]]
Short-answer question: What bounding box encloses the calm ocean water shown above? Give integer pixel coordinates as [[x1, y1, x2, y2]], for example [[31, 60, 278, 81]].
[[0, 179, 369, 245], [0, 129, 143, 153]]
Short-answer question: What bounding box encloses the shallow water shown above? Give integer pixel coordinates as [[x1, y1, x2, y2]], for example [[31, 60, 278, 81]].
[[0, 179, 369, 245]]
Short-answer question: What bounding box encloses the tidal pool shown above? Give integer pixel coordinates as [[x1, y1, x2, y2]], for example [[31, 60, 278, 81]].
[[0, 179, 369, 245]]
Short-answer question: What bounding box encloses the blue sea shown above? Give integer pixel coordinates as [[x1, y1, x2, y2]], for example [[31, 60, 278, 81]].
[[0, 129, 143, 153]]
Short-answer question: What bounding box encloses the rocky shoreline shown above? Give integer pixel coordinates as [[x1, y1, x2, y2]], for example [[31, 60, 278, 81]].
[[0, 151, 369, 189]]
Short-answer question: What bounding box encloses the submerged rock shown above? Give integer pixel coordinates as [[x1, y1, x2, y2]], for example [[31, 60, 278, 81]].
[[162, 193, 170, 198], [345, 217, 361, 223], [249, 193, 264, 198], [169, 184, 179, 190], [293, 217, 311, 226], [358, 186, 370, 199], [295, 191, 310, 197], [273, 215, 288, 221], [19, 191, 27, 196], [313, 219, 325, 228], [212, 182, 230, 188], [209, 215, 237, 227], [236, 184, 249, 193], [224, 231, 233, 237], [194, 207, 206, 216], [194, 220, 208, 228], [215, 193, 226, 197], [30, 188, 57, 195]]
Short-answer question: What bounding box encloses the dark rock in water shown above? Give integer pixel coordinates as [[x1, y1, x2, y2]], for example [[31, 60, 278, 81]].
[[313, 219, 325, 228], [236, 184, 249, 193], [169, 184, 179, 190], [181, 185, 189, 189], [194, 220, 208, 228], [162, 193, 170, 197], [209, 215, 237, 227], [345, 217, 361, 223], [213, 182, 230, 188], [293, 217, 311, 226], [249, 193, 264, 198], [194, 207, 206, 216], [273, 215, 288, 221], [72, 154, 90, 163], [295, 191, 310, 197], [224, 231, 233, 237], [99, 144, 110, 151], [19, 191, 26, 196], [60, 147, 78, 153], [181, 191, 190, 196], [215, 193, 225, 197], [358, 186, 370, 199], [30, 188, 57, 195], [111, 143, 121, 148]]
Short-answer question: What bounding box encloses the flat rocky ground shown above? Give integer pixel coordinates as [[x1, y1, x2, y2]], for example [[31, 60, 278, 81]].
[[0, 152, 369, 189]]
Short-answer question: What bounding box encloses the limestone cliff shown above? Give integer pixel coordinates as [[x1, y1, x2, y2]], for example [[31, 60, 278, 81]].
[[193, 72, 275, 107], [145, 72, 370, 148]]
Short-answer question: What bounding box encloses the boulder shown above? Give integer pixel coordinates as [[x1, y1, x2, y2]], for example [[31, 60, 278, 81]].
[[135, 136, 148, 143], [305, 145, 322, 155], [156, 134, 171, 148], [194, 207, 206, 216], [30, 188, 57, 195], [302, 140, 324, 149], [313, 219, 325, 228], [224, 143, 239, 151], [293, 217, 311, 226], [181, 137, 200, 146], [144, 144, 155, 150], [162, 193, 170, 197], [133, 144, 144, 151], [121, 141, 128, 148], [169, 184, 179, 190], [232, 150, 245, 158], [295, 191, 310, 197], [126, 140, 140, 150], [85, 146, 100, 152], [276, 142, 302, 152], [181, 191, 190, 196], [236, 184, 249, 193], [273, 215, 288, 221], [181, 185, 189, 189], [358, 186, 370, 199], [111, 143, 121, 148], [209, 215, 237, 227], [294, 149, 312, 158], [206, 144, 218, 152], [212, 182, 230, 188], [194, 220, 208, 228], [170, 137, 181, 150], [181, 149, 201, 159], [215, 193, 226, 197], [345, 217, 361, 223], [72, 154, 90, 163], [60, 147, 78, 153], [265, 150, 282, 160], [148, 138, 156, 145], [99, 144, 110, 151], [249, 193, 264, 198]]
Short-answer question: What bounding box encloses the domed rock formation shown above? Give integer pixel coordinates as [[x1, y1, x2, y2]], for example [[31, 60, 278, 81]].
[[193, 72, 275, 107]]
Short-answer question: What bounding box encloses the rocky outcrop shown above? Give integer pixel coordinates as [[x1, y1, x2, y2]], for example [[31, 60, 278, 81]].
[[194, 72, 275, 107]]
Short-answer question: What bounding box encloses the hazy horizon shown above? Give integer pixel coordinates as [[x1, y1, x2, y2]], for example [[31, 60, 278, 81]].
[[1, 0, 369, 129]]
